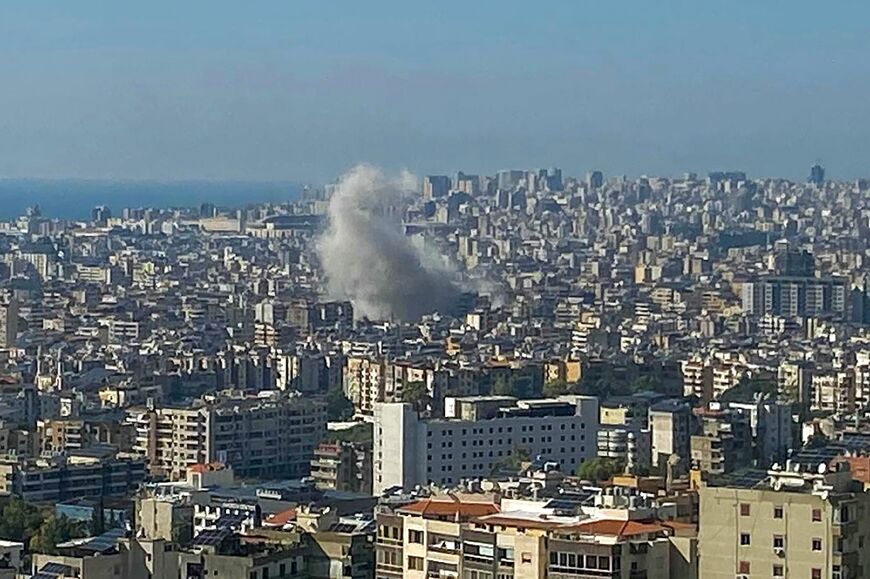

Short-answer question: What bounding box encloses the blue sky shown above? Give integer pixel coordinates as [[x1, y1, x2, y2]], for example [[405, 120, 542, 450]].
[[1, 1, 869, 182]]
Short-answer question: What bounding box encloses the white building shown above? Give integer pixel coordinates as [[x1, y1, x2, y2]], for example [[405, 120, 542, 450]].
[[373, 395, 599, 494]]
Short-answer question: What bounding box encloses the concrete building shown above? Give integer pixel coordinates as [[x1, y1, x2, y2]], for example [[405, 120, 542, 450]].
[[376, 493, 696, 579], [742, 276, 848, 319], [0, 300, 17, 349], [0, 451, 146, 502], [423, 175, 451, 200], [129, 391, 326, 481], [310, 441, 373, 495], [649, 400, 693, 474], [699, 462, 870, 579], [373, 396, 599, 494]]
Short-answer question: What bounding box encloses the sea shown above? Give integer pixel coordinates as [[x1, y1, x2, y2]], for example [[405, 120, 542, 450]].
[[0, 179, 303, 221]]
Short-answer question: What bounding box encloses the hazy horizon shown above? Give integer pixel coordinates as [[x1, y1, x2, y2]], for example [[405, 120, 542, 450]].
[[2, 2, 870, 182]]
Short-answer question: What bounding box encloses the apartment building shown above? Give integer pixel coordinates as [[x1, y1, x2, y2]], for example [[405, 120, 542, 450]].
[[376, 492, 697, 579], [310, 441, 373, 494], [373, 396, 599, 494], [37, 417, 133, 456], [345, 356, 386, 417], [742, 276, 847, 319], [699, 461, 870, 579], [681, 359, 713, 402], [649, 400, 693, 474], [128, 391, 325, 481], [0, 450, 146, 502]]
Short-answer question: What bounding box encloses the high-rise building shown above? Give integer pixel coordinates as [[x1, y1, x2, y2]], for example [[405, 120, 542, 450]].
[[546, 167, 563, 191], [422, 175, 450, 200], [771, 244, 815, 277], [0, 299, 18, 349], [91, 205, 112, 224], [496, 170, 525, 191], [808, 163, 826, 185], [586, 170, 604, 189], [741, 276, 848, 319]]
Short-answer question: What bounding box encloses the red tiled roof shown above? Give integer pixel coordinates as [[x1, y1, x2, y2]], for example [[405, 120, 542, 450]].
[[399, 499, 499, 519], [188, 462, 227, 473], [561, 519, 666, 538], [264, 508, 297, 527]]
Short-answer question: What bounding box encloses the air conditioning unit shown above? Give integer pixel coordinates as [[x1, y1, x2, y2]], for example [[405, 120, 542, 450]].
[[774, 547, 785, 557], [736, 575, 749, 579]]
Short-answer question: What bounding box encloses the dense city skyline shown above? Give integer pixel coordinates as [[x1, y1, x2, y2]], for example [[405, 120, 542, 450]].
[[4, 4, 870, 579]]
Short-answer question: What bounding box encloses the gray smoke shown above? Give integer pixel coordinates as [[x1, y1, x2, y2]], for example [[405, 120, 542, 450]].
[[317, 164, 464, 321]]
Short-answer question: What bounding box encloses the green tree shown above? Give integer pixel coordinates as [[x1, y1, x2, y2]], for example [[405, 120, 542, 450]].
[[491, 374, 510, 396], [30, 515, 84, 555], [327, 423, 374, 445], [401, 381, 430, 413], [492, 374, 526, 397], [576, 458, 625, 482], [326, 385, 354, 421], [0, 498, 43, 542], [543, 379, 581, 397], [90, 499, 106, 536], [491, 445, 532, 474]]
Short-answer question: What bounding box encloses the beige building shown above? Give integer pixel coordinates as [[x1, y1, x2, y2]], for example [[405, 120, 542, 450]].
[[699, 462, 870, 579], [345, 356, 385, 417], [376, 494, 696, 579], [128, 391, 325, 480]]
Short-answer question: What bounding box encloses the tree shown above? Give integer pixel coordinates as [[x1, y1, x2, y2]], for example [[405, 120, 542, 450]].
[[543, 379, 580, 397], [90, 499, 106, 536], [326, 385, 354, 421], [491, 445, 532, 474], [491, 374, 512, 396], [401, 381, 430, 413], [30, 515, 84, 555], [0, 498, 42, 542], [327, 423, 373, 445], [493, 373, 532, 397], [576, 458, 625, 482]]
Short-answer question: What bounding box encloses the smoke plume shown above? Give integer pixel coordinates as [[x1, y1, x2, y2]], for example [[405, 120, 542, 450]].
[[317, 164, 464, 321]]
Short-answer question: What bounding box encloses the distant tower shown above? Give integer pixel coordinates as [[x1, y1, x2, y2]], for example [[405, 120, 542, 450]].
[[91, 205, 112, 225], [422, 176, 450, 201], [586, 170, 604, 190], [808, 163, 825, 186]]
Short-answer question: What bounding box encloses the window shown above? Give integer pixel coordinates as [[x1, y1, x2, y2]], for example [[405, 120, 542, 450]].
[[812, 569, 821, 579], [740, 503, 750, 516], [812, 538, 822, 551], [739, 561, 750, 574], [773, 564, 784, 577], [408, 530, 424, 544], [773, 535, 784, 549], [773, 505, 783, 518], [407, 556, 424, 571], [521, 552, 532, 564], [812, 508, 822, 522], [740, 533, 751, 546]]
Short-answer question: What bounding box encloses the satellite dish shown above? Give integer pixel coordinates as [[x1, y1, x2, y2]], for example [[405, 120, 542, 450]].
[[818, 463, 827, 474]]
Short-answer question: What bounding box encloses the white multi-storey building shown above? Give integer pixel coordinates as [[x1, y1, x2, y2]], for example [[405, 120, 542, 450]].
[[373, 395, 599, 494]]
